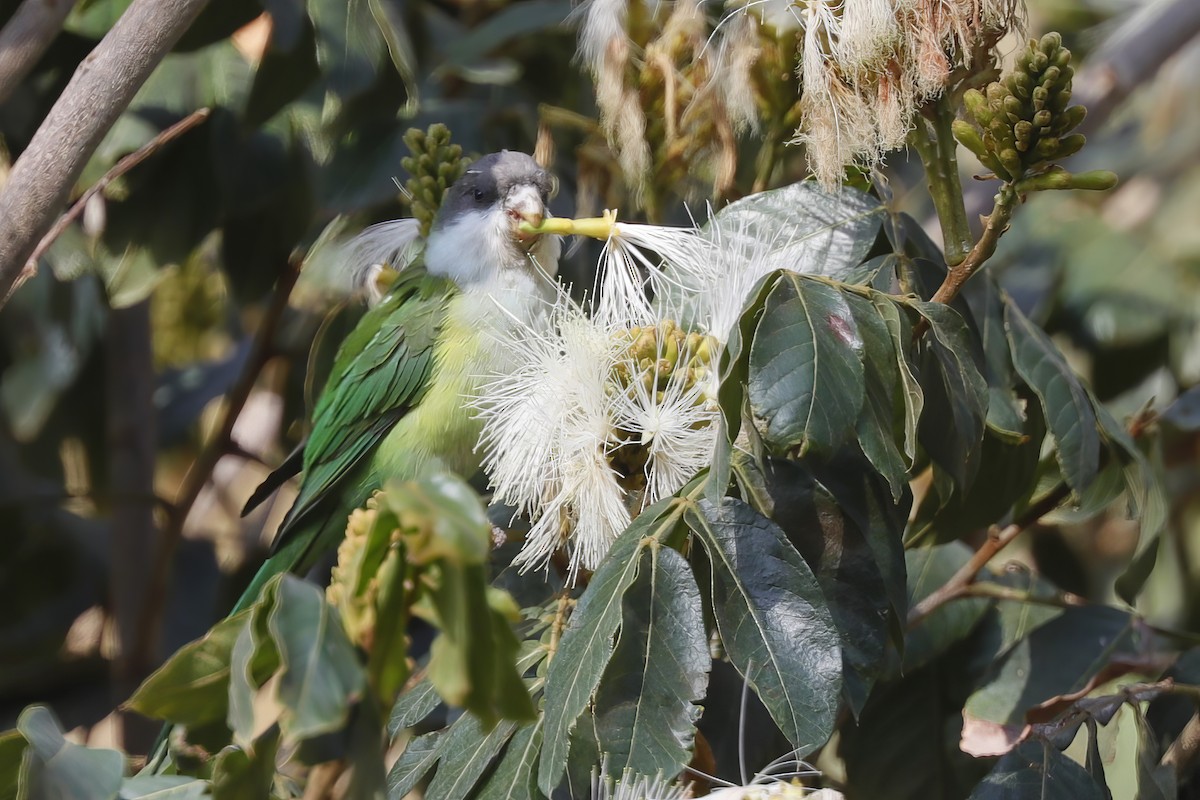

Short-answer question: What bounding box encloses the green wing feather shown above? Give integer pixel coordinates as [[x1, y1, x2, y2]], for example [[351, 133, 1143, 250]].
[[236, 266, 457, 610]]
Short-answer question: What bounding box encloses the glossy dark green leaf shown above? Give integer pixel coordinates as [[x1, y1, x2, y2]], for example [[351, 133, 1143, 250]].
[[369, 0, 418, 114], [125, 610, 251, 726], [970, 740, 1108, 800], [874, 296, 924, 470], [687, 498, 841, 753], [704, 181, 884, 281], [986, 569, 1065, 662], [424, 716, 517, 800], [268, 574, 365, 741], [1006, 302, 1100, 494], [717, 272, 779, 439], [846, 292, 910, 499], [753, 456, 900, 716], [227, 587, 280, 747], [211, 727, 280, 800], [902, 543, 991, 673], [538, 497, 682, 794], [386, 731, 441, 800], [16, 706, 124, 800], [748, 276, 866, 455], [474, 720, 543, 800], [963, 279, 1025, 440], [914, 302, 989, 490], [965, 607, 1138, 736], [443, 1, 570, 67], [593, 546, 708, 778], [910, 408, 1045, 546]]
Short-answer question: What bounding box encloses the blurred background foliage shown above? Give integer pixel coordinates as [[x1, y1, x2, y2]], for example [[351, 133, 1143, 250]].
[[0, 0, 1198, 793]]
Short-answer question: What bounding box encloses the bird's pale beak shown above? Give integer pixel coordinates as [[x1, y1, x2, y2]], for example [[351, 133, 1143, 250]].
[[506, 184, 546, 242]]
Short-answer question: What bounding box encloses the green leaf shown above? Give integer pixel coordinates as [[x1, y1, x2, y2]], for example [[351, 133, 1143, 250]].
[[593, 546, 709, 778], [704, 181, 884, 281], [846, 292, 910, 499], [307, 0, 385, 98], [211, 728, 280, 800], [369, 0, 419, 114], [874, 296, 924, 469], [126, 610, 251, 726], [117, 776, 211, 799], [751, 457, 899, 716], [228, 581, 282, 746], [0, 729, 25, 800], [386, 731, 441, 800], [748, 276, 866, 455], [16, 706, 124, 800], [910, 410, 1045, 547], [914, 302, 989, 489], [717, 272, 778, 440], [687, 498, 841, 753], [970, 740, 1108, 799], [268, 574, 366, 742], [424, 716, 517, 800], [538, 497, 684, 794], [387, 677, 441, 736], [474, 720, 543, 800], [963, 279, 1025, 440], [965, 607, 1138, 743], [901, 543, 991, 673], [443, 1, 570, 69], [1006, 301, 1100, 494]]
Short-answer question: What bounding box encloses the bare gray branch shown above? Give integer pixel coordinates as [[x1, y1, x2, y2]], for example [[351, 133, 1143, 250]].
[[0, 0, 79, 104], [0, 0, 211, 306]]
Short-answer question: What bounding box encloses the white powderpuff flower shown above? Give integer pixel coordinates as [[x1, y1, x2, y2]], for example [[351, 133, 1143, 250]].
[[475, 301, 629, 580], [714, 12, 763, 136]]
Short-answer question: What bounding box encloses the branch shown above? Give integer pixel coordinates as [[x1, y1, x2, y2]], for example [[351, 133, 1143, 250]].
[[0, 0, 79, 104], [907, 479, 1073, 628], [1073, 0, 1200, 139], [928, 183, 1017, 305], [0, 0, 211, 306], [909, 95, 973, 267], [1162, 710, 1200, 775], [132, 258, 301, 670], [7, 107, 211, 304]]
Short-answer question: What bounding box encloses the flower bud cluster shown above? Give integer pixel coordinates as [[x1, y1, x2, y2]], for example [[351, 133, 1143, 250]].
[[327, 504, 394, 653], [953, 33, 1085, 182], [607, 319, 717, 493], [400, 125, 467, 238]]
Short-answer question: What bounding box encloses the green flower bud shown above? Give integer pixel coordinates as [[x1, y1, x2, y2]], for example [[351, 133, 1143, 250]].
[[952, 119, 988, 158], [1033, 136, 1059, 159], [1053, 133, 1086, 159], [999, 148, 1023, 177], [1055, 104, 1086, 133], [1032, 109, 1053, 130], [1069, 170, 1118, 190], [1039, 32, 1062, 54]]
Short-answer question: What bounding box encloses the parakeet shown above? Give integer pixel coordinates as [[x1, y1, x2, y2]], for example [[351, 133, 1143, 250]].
[[235, 151, 561, 612]]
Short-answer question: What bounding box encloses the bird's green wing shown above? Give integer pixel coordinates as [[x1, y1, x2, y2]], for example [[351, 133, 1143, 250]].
[[271, 266, 457, 552]]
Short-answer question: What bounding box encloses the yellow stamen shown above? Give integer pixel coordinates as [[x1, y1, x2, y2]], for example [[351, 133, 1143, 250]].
[[519, 209, 619, 240]]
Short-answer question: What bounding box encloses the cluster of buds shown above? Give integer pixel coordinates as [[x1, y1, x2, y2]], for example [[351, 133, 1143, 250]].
[[954, 33, 1084, 182], [326, 503, 400, 654], [400, 124, 468, 237], [607, 320, 718, 493]]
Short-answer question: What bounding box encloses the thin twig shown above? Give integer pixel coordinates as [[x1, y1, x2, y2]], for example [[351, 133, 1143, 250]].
[[0, 0, 79, 105], [929, 183, 1017, 306], [132, 257, 302, 668], [10, 107, 211, 302], [907, 480, 1073, 629], [0, 0, 213, 305]]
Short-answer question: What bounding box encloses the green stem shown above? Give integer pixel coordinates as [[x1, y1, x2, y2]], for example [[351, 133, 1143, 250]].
[[909, 96, 973, 266]]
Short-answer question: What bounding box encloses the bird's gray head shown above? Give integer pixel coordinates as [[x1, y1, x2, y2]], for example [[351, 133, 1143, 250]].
[[425, 151, 562, 290]]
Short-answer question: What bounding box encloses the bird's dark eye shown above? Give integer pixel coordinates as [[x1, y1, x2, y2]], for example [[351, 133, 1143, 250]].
[[473, 188, 487, 202]]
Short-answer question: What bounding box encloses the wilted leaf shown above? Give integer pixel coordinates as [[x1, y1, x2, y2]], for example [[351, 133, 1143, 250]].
[[593, 546, 709, 778], [687, 498, 841, 754]]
